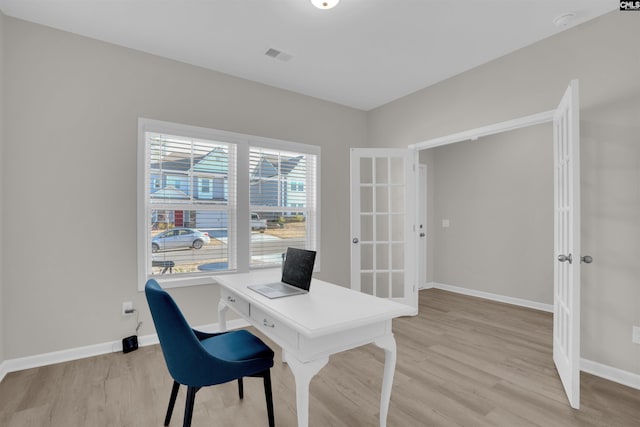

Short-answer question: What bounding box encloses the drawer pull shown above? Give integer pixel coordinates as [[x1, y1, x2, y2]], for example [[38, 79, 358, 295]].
[[227, 296, 236, 303], [263, 319, 275, 328]]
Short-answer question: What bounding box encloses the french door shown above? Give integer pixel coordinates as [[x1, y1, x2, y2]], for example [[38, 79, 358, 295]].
[[349, 81, 581, 408], [350, 148, 418, 311], [553, 80, 581, 409]]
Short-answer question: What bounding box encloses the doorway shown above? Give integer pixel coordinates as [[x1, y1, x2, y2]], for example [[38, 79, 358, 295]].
[[411, 81, 582, 409], [351, 81, 582, 409], [417, 123, 554, 305]]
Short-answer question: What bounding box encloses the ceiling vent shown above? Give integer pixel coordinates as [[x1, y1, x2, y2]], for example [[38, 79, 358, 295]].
[[265, 48, 293, 62]]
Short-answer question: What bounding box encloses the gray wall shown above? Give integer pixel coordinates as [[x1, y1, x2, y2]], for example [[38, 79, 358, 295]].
[[3, 17, 366, 359], [368, 12, 640, 374], [0, 10, 5, 364], [430, 124, 554, 304]]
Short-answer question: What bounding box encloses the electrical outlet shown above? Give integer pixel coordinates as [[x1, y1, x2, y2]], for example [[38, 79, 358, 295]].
[[122, 301, 134, 316], [632, 326, 640, 344]]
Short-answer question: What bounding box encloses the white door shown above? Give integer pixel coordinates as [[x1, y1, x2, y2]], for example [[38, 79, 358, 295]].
[[553, 80, 581, 409], [418, 165, 427, 289], [350, 148, 418, 311]]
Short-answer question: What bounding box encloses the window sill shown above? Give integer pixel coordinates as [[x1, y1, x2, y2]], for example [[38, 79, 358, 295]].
[[140, 263, 321, 291], [142, 274, 218, 290]]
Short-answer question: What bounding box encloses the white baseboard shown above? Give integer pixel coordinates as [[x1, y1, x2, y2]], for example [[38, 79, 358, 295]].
[[0, 360, 7, 384], [426, 282, 553, 312], [3, 305, 639, 394], [581, 358, 640, 390], [0, 318, 250, 383], [418, 281, 433, 290], [421, 281, 436, 290]]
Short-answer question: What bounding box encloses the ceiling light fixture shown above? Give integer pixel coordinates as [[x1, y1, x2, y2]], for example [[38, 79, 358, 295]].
[[311, 0, 339, 10]]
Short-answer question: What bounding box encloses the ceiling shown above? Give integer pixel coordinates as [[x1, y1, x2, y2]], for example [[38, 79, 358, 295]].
[[0, 0, 617, 111]]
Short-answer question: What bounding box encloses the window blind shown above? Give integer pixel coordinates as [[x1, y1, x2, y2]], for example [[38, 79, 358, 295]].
[[249, 146, 317, 268], [147, 132, 237, 276]]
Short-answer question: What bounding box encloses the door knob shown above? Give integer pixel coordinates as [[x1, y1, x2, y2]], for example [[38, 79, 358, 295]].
[[419, 233, 426, 237], [352, 238, 359, 244], [558, 254, 572, 264], [581, 255, 593, 264]]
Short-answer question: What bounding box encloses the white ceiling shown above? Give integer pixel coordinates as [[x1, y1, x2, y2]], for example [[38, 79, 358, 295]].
[[0, 0, 617, 110]]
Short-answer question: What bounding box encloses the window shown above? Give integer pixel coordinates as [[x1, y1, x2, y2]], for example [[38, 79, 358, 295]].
[[249, 147, 317, 267], [290, 181, 304, 192], [200, 178, 211, 194], [138, 119, 320, 289]]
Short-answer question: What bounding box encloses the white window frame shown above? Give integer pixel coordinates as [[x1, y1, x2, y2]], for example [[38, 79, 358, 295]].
[[137, 118, 321, 290]]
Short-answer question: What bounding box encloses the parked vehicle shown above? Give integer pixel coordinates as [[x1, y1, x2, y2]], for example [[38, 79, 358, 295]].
[[152, 228, 210, 252], [251, 213, 267, 232]]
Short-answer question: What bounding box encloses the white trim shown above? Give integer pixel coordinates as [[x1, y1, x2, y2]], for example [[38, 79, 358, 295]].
[[3, 320, 639, 394], [0, 319, 250, 383], [137, 119, 147, 291], [410, 110, 555, 151], [420, 281, 436, 290], [311, 150, 322, 270], [418, 164, 428, 291], [139, 118, 321, 155], [0, 361, 7, 383], [581, 358, 640, 391], [152, 275, 218, 290], [428, 282, 553, 312]]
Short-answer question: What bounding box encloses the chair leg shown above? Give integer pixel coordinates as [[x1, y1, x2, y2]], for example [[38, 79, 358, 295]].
[[183, 387, 199, 427], [238, 377, 244, 399], [263, 370, 275, 427], [164, 381, 180, 426]]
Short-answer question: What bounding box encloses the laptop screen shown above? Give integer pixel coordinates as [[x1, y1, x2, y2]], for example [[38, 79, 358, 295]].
[[281, 247, 317, 291]]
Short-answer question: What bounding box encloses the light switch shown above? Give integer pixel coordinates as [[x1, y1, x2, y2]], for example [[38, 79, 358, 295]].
[[442, 219, 450, 228]]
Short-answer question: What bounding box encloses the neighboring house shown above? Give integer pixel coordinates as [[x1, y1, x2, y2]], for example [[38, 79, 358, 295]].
[[149, 185, 190, 228], [150, 148, 229, 229], [150, 150, 228, 201], [286, 159, 307, 215], [191, 148, 229, 201], [150, 149, 306, 227], [250, 154, 305, 219]]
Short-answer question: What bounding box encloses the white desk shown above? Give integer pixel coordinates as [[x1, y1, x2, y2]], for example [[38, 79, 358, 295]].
[[216, 269, 413, 427]]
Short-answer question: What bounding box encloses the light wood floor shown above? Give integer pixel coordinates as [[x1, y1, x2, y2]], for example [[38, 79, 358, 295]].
[[1, 289, 639, 426]]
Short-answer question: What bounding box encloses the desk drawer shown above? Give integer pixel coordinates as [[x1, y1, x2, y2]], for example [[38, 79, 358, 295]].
[[221, 289, 250, 317], [250, 305, 297, 348]]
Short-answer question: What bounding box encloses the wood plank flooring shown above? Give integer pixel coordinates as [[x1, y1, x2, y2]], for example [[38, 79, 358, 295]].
[[1, 289, 639, 426]]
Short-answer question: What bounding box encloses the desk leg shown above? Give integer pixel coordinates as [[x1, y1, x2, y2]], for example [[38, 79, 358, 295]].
[[374, 334, 397, 427], [217, 300, 229, 332], [286, 356, 328, 427]]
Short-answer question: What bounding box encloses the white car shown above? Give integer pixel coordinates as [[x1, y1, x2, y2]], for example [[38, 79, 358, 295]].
[[152, 228, 211, 252], [251, 213, 267, 232]]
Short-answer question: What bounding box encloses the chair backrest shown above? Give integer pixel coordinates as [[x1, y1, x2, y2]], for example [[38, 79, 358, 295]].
[[145, 279, 220, 385]]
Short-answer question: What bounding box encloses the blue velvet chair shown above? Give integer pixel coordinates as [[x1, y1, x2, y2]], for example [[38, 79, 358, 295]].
[[145, 279, 275, 427]]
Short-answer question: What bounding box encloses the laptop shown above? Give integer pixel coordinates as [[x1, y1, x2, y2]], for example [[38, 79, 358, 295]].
[[248, 247, 317, 299]]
